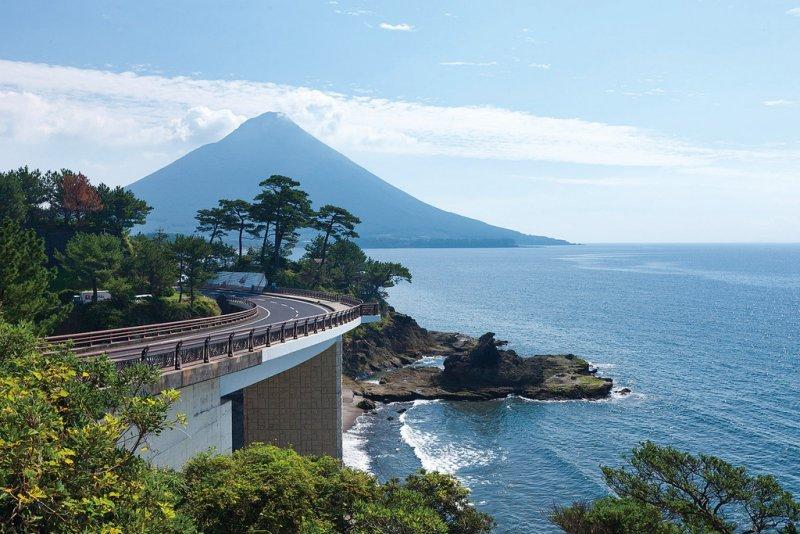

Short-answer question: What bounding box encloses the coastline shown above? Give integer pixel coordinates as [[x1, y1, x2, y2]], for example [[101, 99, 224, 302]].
[[342, 376, 366, 432]]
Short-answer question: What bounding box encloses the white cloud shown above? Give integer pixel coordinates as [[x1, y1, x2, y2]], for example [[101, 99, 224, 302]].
[[787, 7, 800, 16], [529, 63, 551, 69], [763, 99, 797, 107], [379, 22, 413, 31], [0, 59, 799, 187], [440, 61, 498, 67]]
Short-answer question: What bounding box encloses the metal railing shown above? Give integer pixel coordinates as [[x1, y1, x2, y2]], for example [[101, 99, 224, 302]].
[[44, 285, 381, 370], [124, 306, 365, 371], [45, 298, 257, 352]]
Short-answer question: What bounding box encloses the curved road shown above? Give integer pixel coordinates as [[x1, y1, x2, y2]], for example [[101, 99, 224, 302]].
[[95, 291, 336, 362]]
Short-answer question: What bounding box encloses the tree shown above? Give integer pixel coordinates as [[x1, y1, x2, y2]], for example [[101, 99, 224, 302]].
[[327, 239, 368, 292], [248, 194, 278, 265], [181, 444, 493, 534], [0, 172, 27, 223], [550, 441, 800, 534], [0, 220, 68, 333], [312, 205, 360, 284], [90, 184, 152, 237], [255, 176, 312, 272], [195, 206, 235, 244], [218, 199, 254, 257], [129, 232, 179, 297], [0, 167, 49, 226], [360, 259, 412, 301], [56, 233, 124, 303], [172, 235, 213, 308], [58, 172, 104, 226], [0, 321, 189, 532]]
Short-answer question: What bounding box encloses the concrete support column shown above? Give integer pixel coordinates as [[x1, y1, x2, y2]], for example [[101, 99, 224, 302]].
[[242, 338, 343, 458]]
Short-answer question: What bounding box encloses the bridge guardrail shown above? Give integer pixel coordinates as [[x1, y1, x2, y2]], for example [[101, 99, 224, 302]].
[[46, 284, 381, 370], [125, 305, 365, 371], [45, 298, 257, 351]]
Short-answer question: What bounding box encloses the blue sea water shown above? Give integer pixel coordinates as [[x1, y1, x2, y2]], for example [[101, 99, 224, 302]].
[[343, 244, 800, 533]]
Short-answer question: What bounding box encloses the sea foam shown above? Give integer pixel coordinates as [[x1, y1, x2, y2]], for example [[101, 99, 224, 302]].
[[399, 400, 495, 478], [343, 415, 373, 473]]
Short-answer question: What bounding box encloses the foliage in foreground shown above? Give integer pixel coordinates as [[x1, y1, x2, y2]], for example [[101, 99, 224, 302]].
[[550, 441, 800, 534], [0, 322, 189, 532], [182, 444, 494, 534], [0, 322, 491, 533]]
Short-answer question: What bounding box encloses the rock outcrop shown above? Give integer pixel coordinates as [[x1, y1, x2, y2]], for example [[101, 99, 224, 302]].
[[343, 309, 475, 378], [355, 333, 613, 403]]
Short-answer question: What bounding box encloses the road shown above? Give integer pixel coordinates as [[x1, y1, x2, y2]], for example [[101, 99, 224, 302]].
[[93, 291, 336, 362]]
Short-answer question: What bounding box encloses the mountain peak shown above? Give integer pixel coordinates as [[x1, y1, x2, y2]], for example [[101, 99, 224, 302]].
[[128, 114, 569, 247], [227, 111, 309, 142]]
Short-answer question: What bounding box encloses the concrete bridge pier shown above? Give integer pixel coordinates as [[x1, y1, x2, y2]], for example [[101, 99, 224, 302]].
[[142, 324, 361, 468], [236, 338, 342, 457]]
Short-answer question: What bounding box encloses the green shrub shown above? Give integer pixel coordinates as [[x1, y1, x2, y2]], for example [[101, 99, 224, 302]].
[[0, 322, 191, 532], [180, 444, 493, 534]]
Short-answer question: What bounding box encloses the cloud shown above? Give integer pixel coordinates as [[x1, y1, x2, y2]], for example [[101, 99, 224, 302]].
[[529, 63, 551, 69], [168, 106, 246, 143], [763, 99, 797, 107], [379, 22, 413, 31], [1, 59, 799, 187], [787, 7, 800, 16], [440, 61, 498, 67]]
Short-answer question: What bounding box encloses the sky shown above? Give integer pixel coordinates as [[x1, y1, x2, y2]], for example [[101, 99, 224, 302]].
[[1, 1, 799, 243]]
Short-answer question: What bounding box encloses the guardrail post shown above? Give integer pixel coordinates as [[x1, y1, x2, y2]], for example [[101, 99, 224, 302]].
[[248, 329, 254, 351], [203, 336, 210, 363], [228, 332, 235, 357], [304, 318, 309, 336], [266, 325, 271, 347], [280, 323, 286, 342], [313, 317, 318, 333], [174, 341, 183, 370], [140, 346, 149, 363], [293, 321, 298, 339]]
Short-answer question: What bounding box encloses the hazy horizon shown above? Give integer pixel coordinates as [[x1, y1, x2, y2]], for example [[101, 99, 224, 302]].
[[1, 1, 798, 243]]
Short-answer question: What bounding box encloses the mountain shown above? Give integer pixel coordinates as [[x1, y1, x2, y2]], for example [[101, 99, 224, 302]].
[[127, 112, 569, 247]]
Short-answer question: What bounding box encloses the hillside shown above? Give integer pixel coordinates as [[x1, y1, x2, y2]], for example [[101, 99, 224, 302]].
[[128, 112, 569, 247]]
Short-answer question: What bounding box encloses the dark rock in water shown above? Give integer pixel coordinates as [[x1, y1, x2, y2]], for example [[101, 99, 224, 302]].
[[396, 408, 407, 414], [356, 399, 376, 410], [387, 416, 394, 421], [356, 332, 613, 403], [616, 388, 632, 395]]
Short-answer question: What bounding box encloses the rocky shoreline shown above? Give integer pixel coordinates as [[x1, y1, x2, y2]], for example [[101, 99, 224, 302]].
[[343, 311, 615, 406]]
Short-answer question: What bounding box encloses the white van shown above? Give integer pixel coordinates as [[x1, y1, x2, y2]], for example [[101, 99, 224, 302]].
[[74, 290, 112, 304]]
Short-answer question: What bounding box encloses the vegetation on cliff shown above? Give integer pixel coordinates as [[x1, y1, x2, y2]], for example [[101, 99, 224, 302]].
[[343, 309, 449, 377]]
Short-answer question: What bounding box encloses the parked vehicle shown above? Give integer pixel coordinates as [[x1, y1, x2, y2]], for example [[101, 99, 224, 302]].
[[72, 290, 112, 304]]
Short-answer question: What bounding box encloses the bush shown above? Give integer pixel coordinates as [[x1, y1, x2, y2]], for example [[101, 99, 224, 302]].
[[0, 322, 190, 532], [180, 444, 493, 534]]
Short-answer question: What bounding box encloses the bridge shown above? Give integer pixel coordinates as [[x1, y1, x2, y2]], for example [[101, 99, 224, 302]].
[[45, 287, 381, 468]]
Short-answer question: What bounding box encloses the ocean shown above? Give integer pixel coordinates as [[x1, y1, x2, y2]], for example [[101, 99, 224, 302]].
[[343, 244, 800, 533]]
